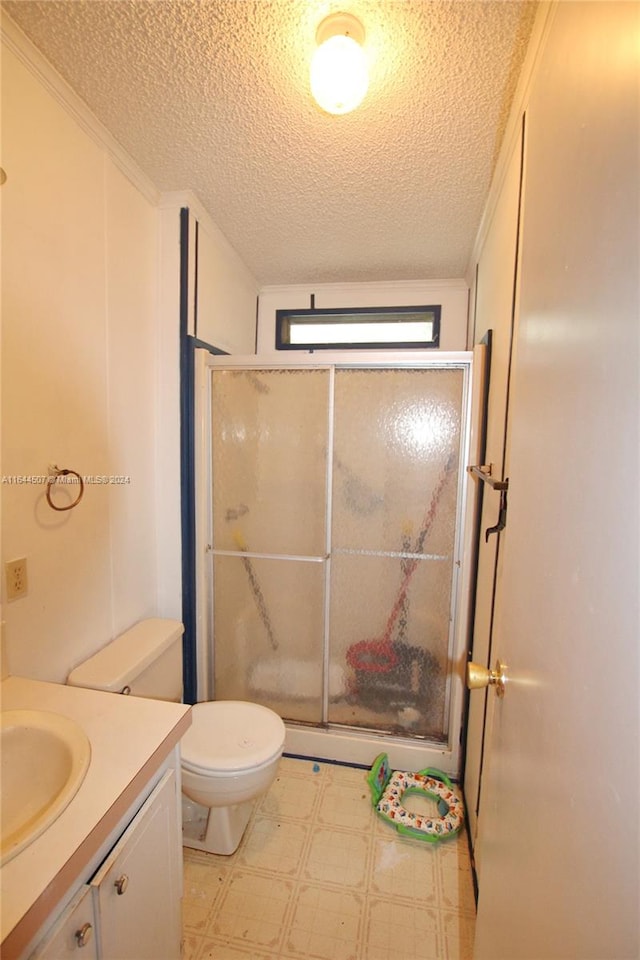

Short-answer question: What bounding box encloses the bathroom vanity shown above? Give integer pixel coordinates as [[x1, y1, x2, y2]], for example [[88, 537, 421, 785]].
[[0, 676, 191, 960]]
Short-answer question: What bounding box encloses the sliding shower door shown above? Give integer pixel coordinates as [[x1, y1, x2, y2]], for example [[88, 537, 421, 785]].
[[210, 369, 330, 723], [209, 362, 467, 743], [328, 369, 463, 741]]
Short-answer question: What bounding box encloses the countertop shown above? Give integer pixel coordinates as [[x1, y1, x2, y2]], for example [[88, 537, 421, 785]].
[[1, 675, 191, 957]]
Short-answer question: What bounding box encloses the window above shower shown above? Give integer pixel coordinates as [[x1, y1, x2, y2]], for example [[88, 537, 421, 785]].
[[255, 281, 469, 357], [275, 305, 441, 351]]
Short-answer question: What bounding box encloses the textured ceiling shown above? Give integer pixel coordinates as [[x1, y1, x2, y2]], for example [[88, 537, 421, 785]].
[[3, 0, 536, 286]]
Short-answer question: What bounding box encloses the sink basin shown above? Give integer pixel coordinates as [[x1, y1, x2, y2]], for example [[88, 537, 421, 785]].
[[1, 709, 91, 865]]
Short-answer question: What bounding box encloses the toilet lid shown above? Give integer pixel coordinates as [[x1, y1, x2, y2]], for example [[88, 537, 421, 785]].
[[181, 700, 285, 774]]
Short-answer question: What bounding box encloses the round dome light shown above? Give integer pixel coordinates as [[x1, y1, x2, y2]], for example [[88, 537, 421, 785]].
[[310, 13, 369, 116]]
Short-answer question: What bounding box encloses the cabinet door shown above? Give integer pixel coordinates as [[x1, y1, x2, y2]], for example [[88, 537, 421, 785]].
[[91, 770, 181, 960], [30, 886, 97, 960]]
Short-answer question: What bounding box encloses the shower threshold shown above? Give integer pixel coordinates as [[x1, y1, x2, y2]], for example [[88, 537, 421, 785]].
[[283, 720, 455, 778]]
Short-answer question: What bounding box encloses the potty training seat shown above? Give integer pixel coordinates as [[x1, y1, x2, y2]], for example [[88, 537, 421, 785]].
[[367, 753, 464, 842]]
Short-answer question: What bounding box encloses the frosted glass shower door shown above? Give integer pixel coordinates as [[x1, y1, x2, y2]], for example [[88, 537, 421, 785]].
[[328, 368, 464, 740], [209, 362, 467, 743], [210, 369, 330, 724]]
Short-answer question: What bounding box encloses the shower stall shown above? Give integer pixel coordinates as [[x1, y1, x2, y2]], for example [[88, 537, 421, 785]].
[[194, 352, 476, 774]]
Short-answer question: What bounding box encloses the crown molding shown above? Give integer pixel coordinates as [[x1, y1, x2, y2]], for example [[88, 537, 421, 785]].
[[1, 10, 160, 207], [259, 278, 468, 296]]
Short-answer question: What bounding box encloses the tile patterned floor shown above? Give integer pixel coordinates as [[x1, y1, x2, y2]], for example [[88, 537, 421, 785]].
[[182, 756, 476, 960]]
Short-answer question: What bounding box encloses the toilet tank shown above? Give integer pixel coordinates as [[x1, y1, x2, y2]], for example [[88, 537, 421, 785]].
[[67, 618, 184, 702]]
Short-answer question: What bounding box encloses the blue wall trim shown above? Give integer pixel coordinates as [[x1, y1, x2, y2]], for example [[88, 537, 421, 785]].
[[179, 208, 197, 704], [190, 336, 228, 356]]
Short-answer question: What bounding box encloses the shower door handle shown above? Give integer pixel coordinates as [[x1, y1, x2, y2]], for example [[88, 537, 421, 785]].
[[467, 659, 508, 697]]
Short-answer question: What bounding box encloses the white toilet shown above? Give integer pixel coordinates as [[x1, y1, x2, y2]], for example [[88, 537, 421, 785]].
[[67, 618, 286, 855]]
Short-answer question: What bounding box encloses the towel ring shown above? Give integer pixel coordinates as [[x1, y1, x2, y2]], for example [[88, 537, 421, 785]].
[[46, 467, 84, 512]]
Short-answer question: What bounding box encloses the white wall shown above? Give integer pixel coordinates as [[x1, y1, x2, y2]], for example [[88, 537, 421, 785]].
[[155, 202, 184, 622], [159, 191, 259, 356], [257, 280, 469, 356], [105, 162, 160, 638], [191, 201, 258, 355], [1, 27, 162, 681]]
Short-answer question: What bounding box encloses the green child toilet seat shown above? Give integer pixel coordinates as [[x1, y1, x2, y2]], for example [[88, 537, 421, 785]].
[[367, 753, 464, 842]]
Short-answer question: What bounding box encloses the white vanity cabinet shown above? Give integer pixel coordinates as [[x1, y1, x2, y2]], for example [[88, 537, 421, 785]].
[[0, 678, 190, 960], [30, 888, 96, 960], [90, 770, 181, 959], [29, 771, 181, 960]]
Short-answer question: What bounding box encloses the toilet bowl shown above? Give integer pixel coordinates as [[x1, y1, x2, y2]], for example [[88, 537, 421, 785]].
[[66, 619, 286, 856], [180, 700, 285, 854]]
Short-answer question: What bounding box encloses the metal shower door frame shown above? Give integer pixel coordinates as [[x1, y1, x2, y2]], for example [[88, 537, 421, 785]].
[[194, 349, 475, 773]]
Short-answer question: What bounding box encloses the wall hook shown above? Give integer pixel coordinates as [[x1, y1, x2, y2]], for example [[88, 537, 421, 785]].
[[467, 464, 510, 540], [485, 487, 508, 541]]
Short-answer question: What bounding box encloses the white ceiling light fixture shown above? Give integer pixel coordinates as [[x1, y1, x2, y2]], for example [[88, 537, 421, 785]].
[[310, 12, 368, 116]]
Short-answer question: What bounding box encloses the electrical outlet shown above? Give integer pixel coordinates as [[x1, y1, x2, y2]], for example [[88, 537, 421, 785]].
[[5, 557, 28, 601]]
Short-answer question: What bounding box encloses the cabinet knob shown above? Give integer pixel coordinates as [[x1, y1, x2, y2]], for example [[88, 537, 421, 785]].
[[114, 874, 129, 895], [75, 923, 93, 948]]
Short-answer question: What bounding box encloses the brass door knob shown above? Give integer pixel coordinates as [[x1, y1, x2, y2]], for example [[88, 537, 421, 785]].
[[467, 659, 508, 697]]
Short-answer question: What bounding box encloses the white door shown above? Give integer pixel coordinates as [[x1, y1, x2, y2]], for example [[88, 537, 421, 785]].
[[473, 4, 639, 958]]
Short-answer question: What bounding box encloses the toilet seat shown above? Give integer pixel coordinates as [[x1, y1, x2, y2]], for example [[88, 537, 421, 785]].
[[181, 700, 285, 775], [367, 753, 464, 843]]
